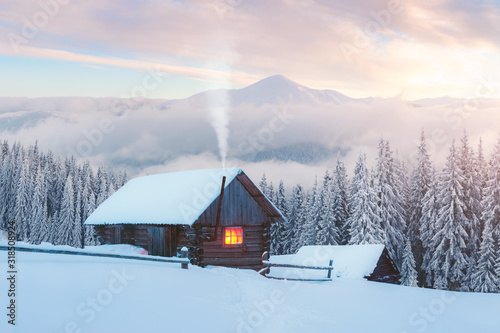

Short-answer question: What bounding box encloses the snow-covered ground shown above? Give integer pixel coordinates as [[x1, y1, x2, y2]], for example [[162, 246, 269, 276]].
[[1, 249, 500, 332]]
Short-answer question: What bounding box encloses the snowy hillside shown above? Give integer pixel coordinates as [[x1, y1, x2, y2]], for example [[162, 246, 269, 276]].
[[1, 249, 499, 333]]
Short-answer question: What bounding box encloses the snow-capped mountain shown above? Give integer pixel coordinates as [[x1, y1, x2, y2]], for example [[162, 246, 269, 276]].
[[230, 74, 356, 106], [184, 74, 358, 107]]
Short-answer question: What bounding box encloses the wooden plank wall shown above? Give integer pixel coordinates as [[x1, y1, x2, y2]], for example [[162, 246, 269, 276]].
[[196, 177, 271, 227], [205, 223, 270, 270], [95, 225, 176, 257], [366, 248, 400, 284]]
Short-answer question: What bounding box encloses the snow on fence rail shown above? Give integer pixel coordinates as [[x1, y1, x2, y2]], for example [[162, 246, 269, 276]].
[[259, 251, 334, 282], [0, 245, 190, 269]]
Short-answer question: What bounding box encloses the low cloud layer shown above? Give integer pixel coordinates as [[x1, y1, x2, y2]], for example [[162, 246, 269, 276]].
[[1, 95, 499, 188]]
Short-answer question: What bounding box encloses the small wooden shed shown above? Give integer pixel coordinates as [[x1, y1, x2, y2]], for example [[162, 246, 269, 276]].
[[84, 168, 285, 270], [268, 244, 400, 284]]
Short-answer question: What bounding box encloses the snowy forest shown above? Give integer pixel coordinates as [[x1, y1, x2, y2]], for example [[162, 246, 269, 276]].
[[0, 141, 126, 248], [2, 130, 500, 295], [261, 131, 500, 294]]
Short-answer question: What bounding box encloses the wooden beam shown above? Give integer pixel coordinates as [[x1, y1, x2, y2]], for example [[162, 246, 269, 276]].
[[213, 176, 226, 241]]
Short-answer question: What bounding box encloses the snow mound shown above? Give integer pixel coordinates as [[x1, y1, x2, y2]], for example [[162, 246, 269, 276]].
[[269, 244, 385, 280]]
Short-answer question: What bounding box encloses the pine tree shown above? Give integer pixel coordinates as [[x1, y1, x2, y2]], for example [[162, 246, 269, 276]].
[[477, 137, 488, 199], [300, 177, 320, 247], [259, 173, 268, 195], [47, 211, 59, 244], [470, 217, 499, 293], [48, 157, 66, 216], [420, 168, 439, 287], [260, 175, 282, 254], [477, 136, 500, 292], [14, 158, 32, 241], [286, 184, 306, 254], [332, 158, 350, 244], [316, 171, 339, 245], [29, 165, 47, 245], [96, 168, 109, 207], [0, 149, 13, 228], [374, 139, 406, 266], [267, 181, 275, 204], [400, 238, 418, 287], [270, 180, 287, 255], [84, 225, 99, 246], [8, 144, 23, 224], [408, 130, 434, 285], [348, 153, 385, 245], [458, 131, 482, 289], [38, 204, 50, 243], [476, 137, 488, 265], [56, 175, 76, 246], [73, 177, 83, 248], [81, 182, 96, 224], [429, 141, 469, 291]]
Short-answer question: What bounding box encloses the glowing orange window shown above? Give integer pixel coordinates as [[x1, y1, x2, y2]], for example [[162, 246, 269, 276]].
[[224, 227, 243, 245]]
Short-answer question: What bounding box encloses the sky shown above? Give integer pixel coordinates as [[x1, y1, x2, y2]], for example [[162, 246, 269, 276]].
[[1, 0, 500, 100]]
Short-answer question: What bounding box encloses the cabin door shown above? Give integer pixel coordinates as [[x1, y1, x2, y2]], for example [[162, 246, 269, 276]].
[[110, 226, 121, 244], [150, 227, 175, 257], [151, 227, 176, 257]]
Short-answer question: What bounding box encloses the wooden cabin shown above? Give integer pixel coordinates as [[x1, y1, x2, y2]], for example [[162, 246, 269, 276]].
[[365, 247, 400, 284], [84, 168, 285, 270], [268, 244, 400, 284]]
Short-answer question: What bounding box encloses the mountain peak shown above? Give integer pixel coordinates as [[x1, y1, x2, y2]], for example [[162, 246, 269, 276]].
[[248, 75, 302, 90], [186, 75, 354, 107], [232, 75, 352, 106]]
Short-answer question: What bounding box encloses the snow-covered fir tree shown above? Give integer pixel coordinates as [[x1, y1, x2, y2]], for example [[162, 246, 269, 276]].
[[400, 238, 418, 287], [420, 168, 439, 287], [56, 175, 76, 246], [429, 141, 469, 291], [286, 184, 306, 254], [29, 165, 47, 245], [0, 140, 124, 248], [332, 158, 350, 245], [259, 173, 268, 196], [458, 131, 482, 289], [270, 180, 288, 255], [475, 136, 500, 292], [374, 139, 406, 267], [316, 171, 339, 245], [348, 153, 385, 245], [15, 157, 32, 241], [408, 130, 434, 285], [300, 177, 320, 247], [73, 177, 84, 248], [470, 215, 499, 293]]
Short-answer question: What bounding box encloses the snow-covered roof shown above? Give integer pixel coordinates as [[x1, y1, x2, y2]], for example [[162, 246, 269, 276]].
[[269, 244, 385, 280], [85, 168, 284, 226], [85, 168, 241, 226]]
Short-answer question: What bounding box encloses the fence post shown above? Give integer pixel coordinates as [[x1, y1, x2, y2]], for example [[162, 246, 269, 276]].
[[327, 260, 333, 279], [181, 247, 189, 269], [261, 251, 269, 276]]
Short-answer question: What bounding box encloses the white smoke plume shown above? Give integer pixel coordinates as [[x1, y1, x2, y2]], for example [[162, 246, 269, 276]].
[[208, 88, 230, 168]]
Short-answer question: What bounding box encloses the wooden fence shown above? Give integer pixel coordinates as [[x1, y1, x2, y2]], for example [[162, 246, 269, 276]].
[[0, 245, 190, 269], [259, 251, 334, 282]]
